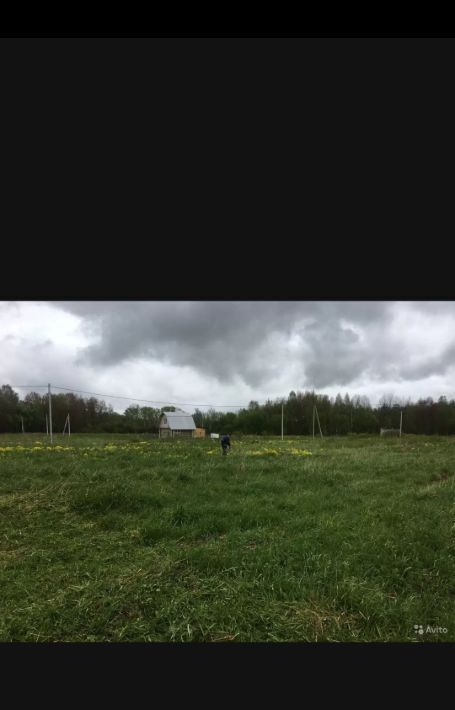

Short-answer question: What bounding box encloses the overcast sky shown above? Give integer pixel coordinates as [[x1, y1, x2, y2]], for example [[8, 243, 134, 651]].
[[1, 301, 455, 412]]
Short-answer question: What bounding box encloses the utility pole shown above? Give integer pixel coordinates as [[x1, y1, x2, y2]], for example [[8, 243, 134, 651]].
[[68, 413, 71, 437], [281, 403, 284, 441], [312, 405, 315, 439], [48, 383, 53, 444], [400, 410, 402, 438], [46, 414, 48, 435], [315, 405, 323, 438]]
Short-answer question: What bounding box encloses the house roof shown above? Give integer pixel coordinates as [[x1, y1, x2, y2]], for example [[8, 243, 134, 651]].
[[160, 411, 196, 430]]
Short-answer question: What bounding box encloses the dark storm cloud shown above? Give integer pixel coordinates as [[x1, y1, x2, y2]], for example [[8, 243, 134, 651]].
[[300, 321, 368, 388], [396, 342, 455, 382], [51, 301, 403, 388]]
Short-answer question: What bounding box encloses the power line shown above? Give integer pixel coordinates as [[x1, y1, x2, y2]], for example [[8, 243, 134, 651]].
[[50, 385, 255, 409], [9, 384, 245, 407], [9, 383, 283, 410]]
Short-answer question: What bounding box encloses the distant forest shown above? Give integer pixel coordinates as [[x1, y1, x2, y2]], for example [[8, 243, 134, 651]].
[[1, 385, 455, 436]]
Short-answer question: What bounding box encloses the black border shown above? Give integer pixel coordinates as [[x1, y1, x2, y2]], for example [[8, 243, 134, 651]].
[[1, 35, 454, 300], [1, 641, 453, 700]]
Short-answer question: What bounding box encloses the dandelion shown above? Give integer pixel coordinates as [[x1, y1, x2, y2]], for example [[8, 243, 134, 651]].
[[249, 448, 279, 456], [289, 448, 312, 456]]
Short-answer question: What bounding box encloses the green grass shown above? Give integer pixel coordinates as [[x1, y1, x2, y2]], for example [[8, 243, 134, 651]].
[[0, 433, 453, 642]]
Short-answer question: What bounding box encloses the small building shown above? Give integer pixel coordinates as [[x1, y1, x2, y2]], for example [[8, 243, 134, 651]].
[[193, 427, 206, 439], [159, 410, 196, 438]]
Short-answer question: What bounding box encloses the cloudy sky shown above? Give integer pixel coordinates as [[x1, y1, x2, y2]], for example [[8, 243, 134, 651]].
[[1, 301, 455, 412]]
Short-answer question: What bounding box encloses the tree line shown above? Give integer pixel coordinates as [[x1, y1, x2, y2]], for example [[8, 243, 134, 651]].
[[0, 386, 172, 434], [195, 390, 455, 436], [2, 385, 455, 436]]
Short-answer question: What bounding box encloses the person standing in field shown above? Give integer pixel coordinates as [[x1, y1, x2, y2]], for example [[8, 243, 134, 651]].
[[221, 434, 231, 455]]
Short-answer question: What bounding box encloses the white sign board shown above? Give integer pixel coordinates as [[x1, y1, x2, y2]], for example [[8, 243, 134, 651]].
[[210, 433, 220, 439]]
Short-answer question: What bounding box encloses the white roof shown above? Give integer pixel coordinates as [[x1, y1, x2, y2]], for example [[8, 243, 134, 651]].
[[160, 411, 196, 430]]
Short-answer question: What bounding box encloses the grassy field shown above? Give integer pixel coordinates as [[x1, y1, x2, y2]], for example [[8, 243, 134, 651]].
[[0, 432, 453, 642]]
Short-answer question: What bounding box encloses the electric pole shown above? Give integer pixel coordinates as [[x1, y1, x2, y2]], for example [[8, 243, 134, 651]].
[[48, 383, 53, 444]]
